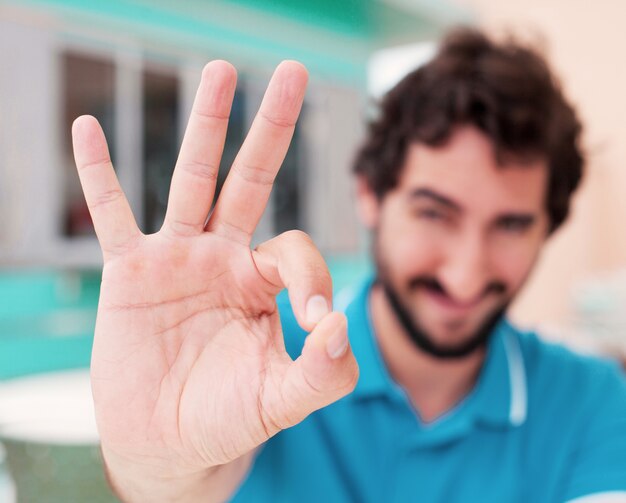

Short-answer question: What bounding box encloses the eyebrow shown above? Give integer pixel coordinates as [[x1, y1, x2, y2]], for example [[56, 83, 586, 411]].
[[496, 213, 537, 224], [408, 188, 462, 212], [409, 188, 540, 224]]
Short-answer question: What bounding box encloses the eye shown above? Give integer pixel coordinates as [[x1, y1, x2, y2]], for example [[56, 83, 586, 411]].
[[497, 216, 534, 233], [417, 208, 445, 221], [415, 208, 445, 220]]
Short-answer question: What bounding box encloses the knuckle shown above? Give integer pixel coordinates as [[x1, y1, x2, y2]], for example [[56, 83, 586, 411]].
[[102, 234, 141, 258], [336, 362, 359, 397], [78, 158, 110, 173], [179, 159, 219, 183], [166, 218, 201, 237], [298, 267, 330, 285], [259, 110, 296, 129], [209, 220, 250, 245], [281, 229, 312, 245], [192, 108, 229, 125], [90, 189, 124, 210], [278, 231, 330, 282], [232, 161, 275, 187]]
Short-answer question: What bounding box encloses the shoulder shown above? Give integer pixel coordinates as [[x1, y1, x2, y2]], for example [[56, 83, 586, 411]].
[[509, 326, 626, 499], [509, 322, 626, 419], [515, 324, 624, 387]]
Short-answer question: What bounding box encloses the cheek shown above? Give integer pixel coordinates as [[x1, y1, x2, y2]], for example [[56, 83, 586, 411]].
[[378, 222, 444, 280], [490, 238, 544, 290]]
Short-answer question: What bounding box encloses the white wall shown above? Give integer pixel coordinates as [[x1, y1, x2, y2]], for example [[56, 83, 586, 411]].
[[0, 15, 61, 263], [456, 0, 626, 336]]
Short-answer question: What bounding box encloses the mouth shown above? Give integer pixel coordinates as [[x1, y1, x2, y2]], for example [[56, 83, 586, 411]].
[[422, 287, 485, 318]]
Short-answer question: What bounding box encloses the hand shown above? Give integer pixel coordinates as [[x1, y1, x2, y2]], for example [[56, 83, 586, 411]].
[[72, 61, 359, 501]]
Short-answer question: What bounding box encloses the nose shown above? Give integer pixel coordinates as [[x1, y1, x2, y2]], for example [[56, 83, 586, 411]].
[[438, 230, 490, 304]]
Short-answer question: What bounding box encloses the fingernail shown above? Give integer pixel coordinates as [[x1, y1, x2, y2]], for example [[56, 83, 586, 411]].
[[326, 323, 348, 360], [306, 295, 329, 325]]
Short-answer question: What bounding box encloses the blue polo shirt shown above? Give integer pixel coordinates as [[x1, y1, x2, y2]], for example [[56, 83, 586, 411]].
[[232, 279, 626, 502]]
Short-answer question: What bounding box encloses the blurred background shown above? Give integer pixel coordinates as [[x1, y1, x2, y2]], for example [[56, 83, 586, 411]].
[[0, 0, 625, 500]]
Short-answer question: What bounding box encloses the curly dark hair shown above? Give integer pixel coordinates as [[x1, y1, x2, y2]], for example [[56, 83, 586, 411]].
[[353, 27, 584, 232]]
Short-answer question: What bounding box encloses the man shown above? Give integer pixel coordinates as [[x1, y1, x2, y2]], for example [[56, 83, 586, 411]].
[[72, 29, 626, 502]]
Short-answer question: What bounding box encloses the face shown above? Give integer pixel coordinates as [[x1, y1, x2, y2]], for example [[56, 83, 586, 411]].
[[358, 125, 550, 357]]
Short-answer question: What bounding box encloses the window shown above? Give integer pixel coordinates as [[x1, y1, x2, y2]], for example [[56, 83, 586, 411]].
[[142, 69, 180, 234], [62, 52, 115, 238], [213, 84, 247, 209], [59, 54, 310, 249], [273, 119, 304, 233]]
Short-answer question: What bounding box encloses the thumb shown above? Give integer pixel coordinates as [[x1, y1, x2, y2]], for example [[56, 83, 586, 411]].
[[280, 311, 359, 427]]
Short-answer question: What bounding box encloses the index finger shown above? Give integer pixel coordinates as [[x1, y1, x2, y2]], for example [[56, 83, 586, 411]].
[[206, 61, 308, 244]]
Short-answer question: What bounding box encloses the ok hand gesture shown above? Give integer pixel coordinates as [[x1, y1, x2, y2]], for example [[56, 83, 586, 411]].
[[72, 61, 359, 502]]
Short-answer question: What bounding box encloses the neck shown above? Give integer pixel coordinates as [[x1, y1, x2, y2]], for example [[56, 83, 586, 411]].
[[370, 284, 487, 423]]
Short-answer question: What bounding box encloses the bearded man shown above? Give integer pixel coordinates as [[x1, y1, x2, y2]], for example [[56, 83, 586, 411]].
[[72, 28, 626, 503]]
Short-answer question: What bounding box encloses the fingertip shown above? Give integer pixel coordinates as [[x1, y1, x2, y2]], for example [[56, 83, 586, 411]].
[[305, 295, 330, 327], [71, 115, 109, 167], [327, 311, 348, 334], [202, 59, 237, 82], [197, 60, 238, 118], [306, 311, 347, 349], [276, 60, 309, 91], [295, 310, 357, 407], [297, 287, 333, 332], [326, 321, 349, 360], [72, 115, 98, 138], [278, 59, 308, 77], [321, 310, 346, 327], [318, 311, 349, 360]]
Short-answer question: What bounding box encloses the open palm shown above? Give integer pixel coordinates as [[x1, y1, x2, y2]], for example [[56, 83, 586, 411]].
[[72, 61, 358, 500]]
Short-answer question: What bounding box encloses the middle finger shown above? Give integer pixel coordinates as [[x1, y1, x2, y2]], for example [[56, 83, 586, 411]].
[[163, 60, 237, 236]]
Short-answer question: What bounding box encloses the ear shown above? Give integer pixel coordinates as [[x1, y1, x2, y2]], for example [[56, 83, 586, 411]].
[[355, 177, 380, 229]]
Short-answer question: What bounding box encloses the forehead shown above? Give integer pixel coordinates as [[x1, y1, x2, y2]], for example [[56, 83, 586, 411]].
[[399, 126, 548, 211]]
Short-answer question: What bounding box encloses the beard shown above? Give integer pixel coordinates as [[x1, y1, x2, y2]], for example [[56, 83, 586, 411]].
[[374, 237, 510, 360]]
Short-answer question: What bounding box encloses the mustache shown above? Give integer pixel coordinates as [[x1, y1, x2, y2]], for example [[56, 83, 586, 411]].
[[407, 276, 507, 299]]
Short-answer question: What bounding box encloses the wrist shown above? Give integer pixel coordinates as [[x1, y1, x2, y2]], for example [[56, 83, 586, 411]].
[[101, 447, 250, 503]]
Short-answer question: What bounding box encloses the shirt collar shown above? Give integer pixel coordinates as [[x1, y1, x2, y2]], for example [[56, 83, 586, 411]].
[[471, 319, 528, 428], [338, 278, 527, 429]]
